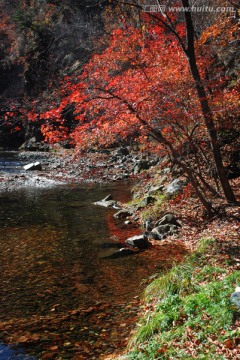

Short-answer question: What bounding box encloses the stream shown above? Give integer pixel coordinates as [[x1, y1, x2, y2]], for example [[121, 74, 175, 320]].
[[0, 152, 187, 359], [0, 151, 24, 173]]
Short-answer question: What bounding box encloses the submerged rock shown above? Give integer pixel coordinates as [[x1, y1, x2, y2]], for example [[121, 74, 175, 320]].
[[103, 248, 137, 259]]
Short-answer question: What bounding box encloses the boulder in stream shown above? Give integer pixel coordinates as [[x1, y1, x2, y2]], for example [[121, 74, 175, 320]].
[[23, 162, 42, 171], [126, 234, 150, 249], [93, 194, 121, 209]]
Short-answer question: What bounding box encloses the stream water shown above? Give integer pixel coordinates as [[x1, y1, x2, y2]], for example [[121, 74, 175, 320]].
[[0, 151, 24, 173], [0, 153, 187, 359]]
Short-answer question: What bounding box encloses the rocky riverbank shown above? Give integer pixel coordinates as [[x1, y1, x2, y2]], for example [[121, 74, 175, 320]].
[[0, 146, 192, 260], [0, 147, 159, 192], [1, 147, 239, 360]]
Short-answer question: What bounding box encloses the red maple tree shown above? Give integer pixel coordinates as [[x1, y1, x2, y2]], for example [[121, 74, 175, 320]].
[[29, 1, 239, 212]]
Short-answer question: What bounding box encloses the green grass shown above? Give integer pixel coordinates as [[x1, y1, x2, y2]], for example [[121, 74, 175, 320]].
[[126, 192, 167, 224], [126, 238, 240, 359], [140, 194, 167, 222], [126, 197, 143, 207]]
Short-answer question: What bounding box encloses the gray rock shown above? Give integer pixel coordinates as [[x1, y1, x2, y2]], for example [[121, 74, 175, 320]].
[[124, 220, 132, 225], [166, 179, 184, 196], [133, 160, 151, 174], [138, 196, 156, 208], [23, 162, 42, 171], [126, 234, 150, 249], [143, 218, 154, 231], [230, 287, 240, 308], [150, 224, 179, 240], [148, 185, 165, 195], [156, 213, 181, 227], [94, 194, 121, 209], [162, 167, 171, 174], [150, 231, 166, 240], [114, 209, 133, 219], [20, 137, 50, 152]]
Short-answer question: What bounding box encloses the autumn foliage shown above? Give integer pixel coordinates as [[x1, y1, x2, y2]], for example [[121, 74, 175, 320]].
[[1, 1, 239, 209], [37, 24, 193, 147], [31, 10, 238, 151]]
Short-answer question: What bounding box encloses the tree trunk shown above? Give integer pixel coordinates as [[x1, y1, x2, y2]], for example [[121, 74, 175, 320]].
[[182, 0, 236, 203], [188, 58, 236, 202]]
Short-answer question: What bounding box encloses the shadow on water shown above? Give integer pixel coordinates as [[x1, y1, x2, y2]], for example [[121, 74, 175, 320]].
[[0, 162, 188, 359]]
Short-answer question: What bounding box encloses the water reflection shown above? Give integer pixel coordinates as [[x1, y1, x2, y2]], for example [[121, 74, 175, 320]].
[[0, 183, 188, 359]]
